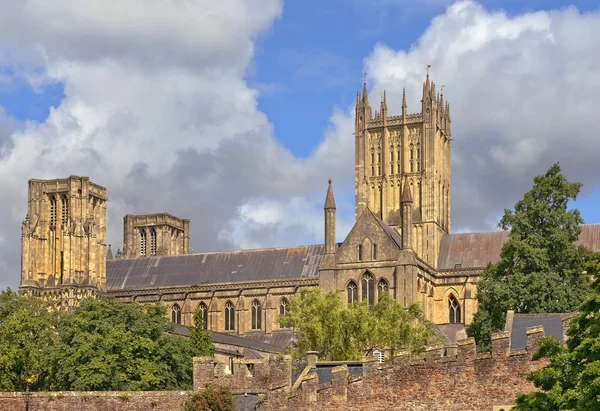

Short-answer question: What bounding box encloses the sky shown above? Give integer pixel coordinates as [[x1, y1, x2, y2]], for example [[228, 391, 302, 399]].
[[0, 0, 599, 290]]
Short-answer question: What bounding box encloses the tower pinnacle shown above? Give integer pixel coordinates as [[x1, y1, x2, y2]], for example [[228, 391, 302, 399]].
[[324, 179, 336, 209]]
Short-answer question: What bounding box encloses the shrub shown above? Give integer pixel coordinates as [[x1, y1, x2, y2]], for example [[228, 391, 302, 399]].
[[183, 384, 234, 411]]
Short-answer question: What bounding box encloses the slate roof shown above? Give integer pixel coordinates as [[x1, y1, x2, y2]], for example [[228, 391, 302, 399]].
[[509, 314, 564, 349], [240, 330, 296, 349], [107, 224, 600, 290], [435, 323, 466, 344], [170, 323, 284, 354], [438, 224, 600, 270], [106, 244, 324, 291]]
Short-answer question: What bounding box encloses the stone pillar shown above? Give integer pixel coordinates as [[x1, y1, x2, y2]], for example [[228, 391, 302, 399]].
[[331, 364, 348, 402], [193, 357, 215, 391], [491, 331, 510, 357], [526, 326, 545, 355]]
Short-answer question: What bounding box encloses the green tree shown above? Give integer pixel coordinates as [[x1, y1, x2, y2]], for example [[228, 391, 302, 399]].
[[514, 253, 600, 410], [49, 298, 212, 391], [191, 308, 215, 358], [280, 288, 435, 361], [184, 384, 234, 411], [467, 164, 590, 350], [0, 289, 58, 391]]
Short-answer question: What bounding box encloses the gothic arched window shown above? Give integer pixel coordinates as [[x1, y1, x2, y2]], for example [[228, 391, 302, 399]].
[[198, 302, 208, 330], [373, 244, 378, 260], [362, 273, 375, 306], [61, 194, 69, 226], [150, 228, 157, 256], [49, 196, 57, 227], [279, 298, 289, 328], [378, 279, 389, 297], [140, 229, 147, 257], [357, 244, 363, 261], [171, 304, 182, 324], [347, 281, 358, 305], [224, 301, 235, 331], [448, 294, 461, 324], [251, 300, 262, 330]]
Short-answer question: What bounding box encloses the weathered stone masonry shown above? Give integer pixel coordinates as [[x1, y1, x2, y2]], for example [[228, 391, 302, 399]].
[[194, 325, 548, 411]]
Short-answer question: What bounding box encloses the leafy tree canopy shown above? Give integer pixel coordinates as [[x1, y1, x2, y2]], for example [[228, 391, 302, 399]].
[[514, 253, 600, 410], [0, 293, 213, 391], [0, 288, 58, 391], [279, 287, 436, 361], [467, 163, 590, 350]]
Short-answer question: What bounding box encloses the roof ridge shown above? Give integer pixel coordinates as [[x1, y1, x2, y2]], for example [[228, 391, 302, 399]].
[[111, 243, 325, 262], [448, 223, 600, 237]]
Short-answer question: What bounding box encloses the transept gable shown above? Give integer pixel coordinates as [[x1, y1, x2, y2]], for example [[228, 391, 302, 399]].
[[336, 208, 401, 264]]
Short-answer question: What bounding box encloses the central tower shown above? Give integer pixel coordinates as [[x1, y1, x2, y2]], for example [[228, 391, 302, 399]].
[[354, 71, 452, 267]]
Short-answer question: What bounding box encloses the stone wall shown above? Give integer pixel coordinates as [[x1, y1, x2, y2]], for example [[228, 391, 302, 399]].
[[0, 391, 186, 411], [195, 326, 549, 411]]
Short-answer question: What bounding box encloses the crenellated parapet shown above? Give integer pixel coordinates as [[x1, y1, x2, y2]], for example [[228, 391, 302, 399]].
[[193, 326, 549, 410]]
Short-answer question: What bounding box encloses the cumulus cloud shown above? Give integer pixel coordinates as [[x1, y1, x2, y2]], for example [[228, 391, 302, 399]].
[[0, 0, 357, 290], [363, 0, 600, 232], [1, 0, 599, 291]]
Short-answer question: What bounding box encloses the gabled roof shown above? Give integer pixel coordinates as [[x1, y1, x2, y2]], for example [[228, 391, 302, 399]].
[[106, 244, 324, 291], [370, 209, 403, 249], [169, 323, 284, 354], [509, 314, 565, 349], [438, 224, 600, 270]]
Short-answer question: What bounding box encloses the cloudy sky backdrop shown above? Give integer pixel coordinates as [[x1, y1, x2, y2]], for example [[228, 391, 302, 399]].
[[0, 0, 599, 290]]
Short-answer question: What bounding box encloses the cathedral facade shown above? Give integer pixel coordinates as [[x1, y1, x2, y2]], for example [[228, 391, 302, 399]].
[[19, 73, 600, 343]]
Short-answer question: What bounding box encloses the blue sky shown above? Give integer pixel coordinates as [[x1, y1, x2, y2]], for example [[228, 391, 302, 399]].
[[251, 0, 600, 223], [0, 0, 600, 289]]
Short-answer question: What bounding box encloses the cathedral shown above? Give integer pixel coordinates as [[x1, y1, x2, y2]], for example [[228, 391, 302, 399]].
[[19, 72, 600, 344]]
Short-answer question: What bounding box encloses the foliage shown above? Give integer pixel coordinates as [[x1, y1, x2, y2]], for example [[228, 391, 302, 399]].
[[0, 288, 59, 391], [0, 291, 213, 391], [49, 298, 212, 391], [467, 163, 590, 350], [279, 287, 436, 361], [183, 384, 234, 411], [514, 255, 600, 411], [191, 308, 215, 358]]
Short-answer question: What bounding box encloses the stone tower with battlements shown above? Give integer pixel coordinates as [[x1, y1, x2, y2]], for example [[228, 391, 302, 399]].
[[121, 213, 190, 259], [20, 176, 107, 309], [354, 71, 452, 267]]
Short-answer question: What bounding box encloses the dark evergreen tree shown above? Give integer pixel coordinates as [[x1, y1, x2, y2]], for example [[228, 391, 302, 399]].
[[467, 163, 590, 350]]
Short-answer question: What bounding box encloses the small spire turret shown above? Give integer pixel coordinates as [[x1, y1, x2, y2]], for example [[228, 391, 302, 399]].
[[324, 179, 336, 210], [401, 178, 413, 203], [324, 179, 337, 255], [362, 73, 369, 106]]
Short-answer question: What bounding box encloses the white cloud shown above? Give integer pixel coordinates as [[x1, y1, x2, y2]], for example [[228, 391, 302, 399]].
[[0, 0, 356, 290], [363, 1, 600, 232], [1, 0, 600, 291]]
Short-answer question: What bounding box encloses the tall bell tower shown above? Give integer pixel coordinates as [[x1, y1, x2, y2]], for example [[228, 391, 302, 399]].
[[354, 70, 452, 267], [20, 176, 107, 310]]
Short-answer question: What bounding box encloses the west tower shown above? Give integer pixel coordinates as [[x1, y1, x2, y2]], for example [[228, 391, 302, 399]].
[[20, 176, 107, 309], [354, 71, 452, 267], [121, 213, 190, 259]]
